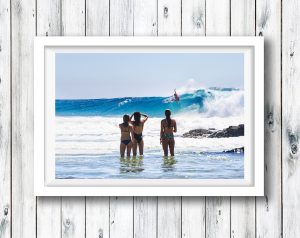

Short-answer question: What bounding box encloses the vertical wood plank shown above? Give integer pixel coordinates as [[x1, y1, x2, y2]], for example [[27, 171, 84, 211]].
[[230, 1, 256, 238], [110, 0, 134, 36], [37, 197, 61, 238], [133, 0, 157, 36], [182, 197, 205, 238], [62, 197, 85, 238], [62, 0, 86, 36], [11, 0, 36, 236], [109, 1, 134, 238], [206, 198, 230, 238], [157, 197, 181, 238], [36, 0, 62, 237], [61, 1, 86, 238], [133, 1, 158, 237], [256, 0, 282, 237], [181, 0, 206, 237], [0, 0, 11, 237], [157, 1, 182, 238], [206, 0, 230, 36], [86, 197, 109, 238], [158, 0, 181, 36], [110, 197, 134, 238], [182, 0, 205, 36], [282, 0, 300, 237], [134, 197, 157, 238], [205, 1, 231, 237], [86, 0, 109, 36], [85, 2, 110, 237]]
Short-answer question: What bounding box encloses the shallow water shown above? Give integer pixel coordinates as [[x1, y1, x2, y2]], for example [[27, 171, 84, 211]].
[[56, 151, 244, 179]]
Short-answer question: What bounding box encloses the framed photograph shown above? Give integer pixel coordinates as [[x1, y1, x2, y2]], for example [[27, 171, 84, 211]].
[[34, 37, 264, 196]]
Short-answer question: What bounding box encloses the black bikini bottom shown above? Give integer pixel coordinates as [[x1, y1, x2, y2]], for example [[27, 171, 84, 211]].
[[134, 133, 143, 143]]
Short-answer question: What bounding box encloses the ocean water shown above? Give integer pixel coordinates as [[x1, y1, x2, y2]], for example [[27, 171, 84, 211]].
[[56, 88, 245, 179]]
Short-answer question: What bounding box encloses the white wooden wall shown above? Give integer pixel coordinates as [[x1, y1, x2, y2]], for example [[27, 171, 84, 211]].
[[1, 0, 299, 237]]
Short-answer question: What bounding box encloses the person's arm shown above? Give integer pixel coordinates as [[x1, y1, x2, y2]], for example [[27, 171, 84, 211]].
[[130, 126, 135, 142], [160, 120, 164, 144], [173, 120, 177, 133], [142, 114, 149, 123], [129, 114, 134, 122]]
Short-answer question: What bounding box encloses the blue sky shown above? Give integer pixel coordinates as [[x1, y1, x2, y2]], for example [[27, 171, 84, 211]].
[[56, 53, 244, 99]]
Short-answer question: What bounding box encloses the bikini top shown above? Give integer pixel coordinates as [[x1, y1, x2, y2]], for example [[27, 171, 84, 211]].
[[162, 119, 174, 129]]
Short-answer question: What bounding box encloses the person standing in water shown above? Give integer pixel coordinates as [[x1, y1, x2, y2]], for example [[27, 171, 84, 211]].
[[119, 114, 133, 157], [160, 109, 177, 156], [130, 112, 148, 156]]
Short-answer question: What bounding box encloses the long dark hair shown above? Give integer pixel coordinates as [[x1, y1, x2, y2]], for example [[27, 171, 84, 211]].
[[133, 112, 141, 126], [123, 114, 130, 127], [165, 109, 172, 128]]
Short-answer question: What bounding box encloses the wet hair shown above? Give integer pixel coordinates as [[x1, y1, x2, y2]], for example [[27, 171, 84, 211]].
[[133, 112, 141, 126], [123, 114, 130, 127], [165, 109, 172, 128]]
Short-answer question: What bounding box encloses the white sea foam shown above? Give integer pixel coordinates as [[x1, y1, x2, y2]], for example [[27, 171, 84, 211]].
[[56, 115, 244, 156]]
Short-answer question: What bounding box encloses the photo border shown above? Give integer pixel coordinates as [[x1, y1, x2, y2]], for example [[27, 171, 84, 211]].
[[34, 37, 264, 196]]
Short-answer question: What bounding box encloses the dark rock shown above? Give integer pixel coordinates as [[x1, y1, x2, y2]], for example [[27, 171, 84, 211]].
[[182, 124, 244, 139], [182, 128, 213, 138], [208, 124, 244, 138], [223, 147, 244, 153]]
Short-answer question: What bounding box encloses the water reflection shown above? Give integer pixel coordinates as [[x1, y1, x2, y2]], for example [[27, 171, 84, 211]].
[[119, 156, 144, 173], [162, 156, 177, 171]]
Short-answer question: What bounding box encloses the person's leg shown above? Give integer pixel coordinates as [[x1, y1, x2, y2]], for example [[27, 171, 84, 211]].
[[132, 141, 137, 156], [162, 139, 168, 156], [126, 142, 132, 157], [138, 140, 144, 155], [169, 139, 175, 156], [120, 143, 126, 157]]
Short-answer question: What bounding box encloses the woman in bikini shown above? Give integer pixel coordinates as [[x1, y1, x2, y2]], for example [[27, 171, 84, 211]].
[[119, 114, 133, 157], [130, 112, 148, 156], [160, 109, 177, 156]]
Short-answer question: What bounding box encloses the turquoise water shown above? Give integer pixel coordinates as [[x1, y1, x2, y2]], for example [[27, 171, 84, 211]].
[[55, 87, 244, 179], [56, 151, 244, 179]]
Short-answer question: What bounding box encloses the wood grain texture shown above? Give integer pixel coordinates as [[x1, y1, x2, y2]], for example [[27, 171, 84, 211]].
[[109, 3, 134, 237], [134, 197, 157, 238], [36, 0, 62, 237], [206, 198, 230, 238], [61, 0, 85, 36], [37, 197, 61, 238], [11, 0, 36, 237], [86, 197, 109, 238], [157, 1, 181, 237], [36, 0, 61, 36], [60, 1, 86, 238], [256, 0, 282, 237], [0, 0, 10, 237], [110, 197, 134, 238], [182, 0, 205, 35], [181, 1, 206, 237], [182, 197, 205, 238], [230, 1, 256, 237], [86, 0, 109, 36], [206, 0, 230, 36], [282, 0, 300, 237], [205, 1, 231, 237], [133, 0, 157, 36], [157, 197, 181, 238], [132, 1, 158, 237], [158, 0, 181, 36], [84, 1, 110, 238], [110, 0, 134, 36], [62, 197, 85, 238]]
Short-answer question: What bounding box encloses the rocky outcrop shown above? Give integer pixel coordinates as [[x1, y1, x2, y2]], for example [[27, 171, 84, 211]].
[[223, 147, 244, 153], [182, 124, 244, 139]]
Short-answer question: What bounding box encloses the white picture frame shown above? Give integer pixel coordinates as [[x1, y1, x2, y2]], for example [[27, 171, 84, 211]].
[[34, 36, 264, 196]]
